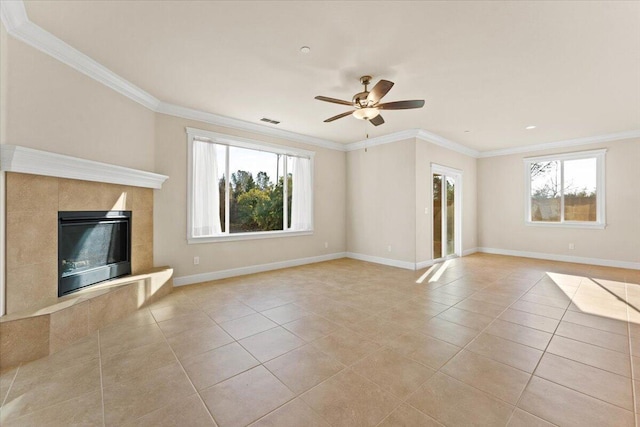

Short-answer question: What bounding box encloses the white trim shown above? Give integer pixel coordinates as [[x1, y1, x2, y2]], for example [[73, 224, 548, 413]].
[[524, 148, 606, 228], [174, 252, 347, 286], [0, 1, 342, 152], [0, 0, 28, 32], [0, 145, 169, 189], [187, 134, 195, 241], [416, 260, 436, 270], [2, 0, 638, 159], [462, 247, 478, 256], [416, 129, 480, 158], [346, 252, 416, 270], [345, 129, 481, 158], [523, 148, 607, 163], [345, 129, 419, 152], [479, 130, 640, 158], [186, 127, 316, 158], [188, 230, 313, 244], [162, 103, 343, 151], [477, 247, 640, 270], [523, 222, 606, 230], [0, 1, 160, 111]]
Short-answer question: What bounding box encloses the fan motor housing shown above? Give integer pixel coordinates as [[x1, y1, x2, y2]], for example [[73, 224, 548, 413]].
[[353, 91, 370, 108]]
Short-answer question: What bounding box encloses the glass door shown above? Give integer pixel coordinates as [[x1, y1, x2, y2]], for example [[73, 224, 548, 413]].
[[432, 166, 462, 260]]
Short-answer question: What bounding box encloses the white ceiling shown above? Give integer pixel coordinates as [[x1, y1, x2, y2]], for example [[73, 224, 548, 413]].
[[22, 1, 640, 151]]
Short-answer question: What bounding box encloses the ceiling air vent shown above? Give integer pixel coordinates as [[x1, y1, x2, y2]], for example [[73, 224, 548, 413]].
[[260, 117, 280, 125]]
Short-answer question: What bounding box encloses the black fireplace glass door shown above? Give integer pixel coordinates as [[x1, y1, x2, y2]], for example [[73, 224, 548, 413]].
[[60, 221, 128, 277], [58, 211, 131, 296]]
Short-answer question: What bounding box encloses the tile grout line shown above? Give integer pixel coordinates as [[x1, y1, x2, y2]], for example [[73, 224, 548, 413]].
[[436, 271, 548, 425], [430, 272, 638, 422], [154, 296, 224, 427], [160, 262, 636, 426], [505, 276, 604, 425], [508, 276, 575, 422], [123, 301, 218, 426], [0, 364, 20, 407], [231, 292, 440, 425], [394, 270, 550, 425], [180, 288, 325, 426]]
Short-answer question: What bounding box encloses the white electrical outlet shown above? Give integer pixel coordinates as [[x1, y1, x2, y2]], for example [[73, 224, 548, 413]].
[[568, 243, 575, 250], [324, 242, 328, 248], [194, 256, 200, 265], [424, 207, 429, 214], [387, 245, 392, 252]]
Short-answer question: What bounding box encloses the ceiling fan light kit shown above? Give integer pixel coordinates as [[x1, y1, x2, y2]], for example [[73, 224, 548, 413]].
[[352, 107, 380, 120], [315, 75, 425, 126]]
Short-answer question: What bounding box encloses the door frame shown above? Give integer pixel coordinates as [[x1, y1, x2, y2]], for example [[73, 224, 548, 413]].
[[431, 163, 463, 260]]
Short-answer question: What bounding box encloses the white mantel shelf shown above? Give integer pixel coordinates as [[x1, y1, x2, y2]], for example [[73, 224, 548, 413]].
[[0, 145, 169, 189]]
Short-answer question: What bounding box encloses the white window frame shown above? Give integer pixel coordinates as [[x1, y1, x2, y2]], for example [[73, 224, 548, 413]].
[[187, 127, 315, 243], [524, 148, 606, 229]]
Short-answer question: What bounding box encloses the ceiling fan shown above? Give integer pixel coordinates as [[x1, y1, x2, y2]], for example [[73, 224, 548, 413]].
[[315, 76, 425, 126]]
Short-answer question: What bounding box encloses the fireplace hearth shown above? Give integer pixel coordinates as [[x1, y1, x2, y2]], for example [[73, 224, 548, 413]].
[[58, 211, 132, 296]]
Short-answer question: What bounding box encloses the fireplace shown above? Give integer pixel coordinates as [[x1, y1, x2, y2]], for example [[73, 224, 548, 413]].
[[58, 211, 132, 296]]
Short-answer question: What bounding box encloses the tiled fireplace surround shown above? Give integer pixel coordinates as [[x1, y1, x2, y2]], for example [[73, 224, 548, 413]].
[[0, 172, 173, 369]]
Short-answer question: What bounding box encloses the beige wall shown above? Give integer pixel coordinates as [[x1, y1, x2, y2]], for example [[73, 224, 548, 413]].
[[415, 141, 478, 263], [153, 114, 347, 279], [346, 139, 417, 263], [1, 23, 8, 144], [477, 138, 640, 264], [2, 34, 155, 171], [346, 139, 478, 265]]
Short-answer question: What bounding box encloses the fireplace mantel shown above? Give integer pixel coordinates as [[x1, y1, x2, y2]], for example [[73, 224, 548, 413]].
[[0, 145, 168, 189]]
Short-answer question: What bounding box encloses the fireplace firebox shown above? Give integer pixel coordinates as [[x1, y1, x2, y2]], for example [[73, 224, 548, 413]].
[[58, 211, 132, 296]]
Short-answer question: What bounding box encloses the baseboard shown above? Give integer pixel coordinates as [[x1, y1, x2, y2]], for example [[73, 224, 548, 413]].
[[415, 260, 436, 270], [174, 246, 633, 287], [477, 247, 640, 270], [173, 252, 347, 286], [345, 252, 416, 270], [462, 247, 479, 256], [350, 249, 480, 271]]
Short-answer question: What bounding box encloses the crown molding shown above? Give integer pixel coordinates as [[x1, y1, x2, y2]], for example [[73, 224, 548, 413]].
[[345, 129, 419, 152], [0, 145, 169, 189], [0, 0, 161, 111], [0, 1, 344, 152], [158, 102, 344, 151], [416, 129, 481, 157], [2, 0, 638, 158], [0, 0, 28, 32], [345, 129, 481, 158], [478, 129, 640, 158]]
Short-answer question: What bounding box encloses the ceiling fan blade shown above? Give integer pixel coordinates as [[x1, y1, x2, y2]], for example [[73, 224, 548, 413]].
[[315, 96, 353, 106], [377, 100, 425, 110], [367, 80, 394, 104], [324, 110, 354, 122], [369, 114, 385, 126]]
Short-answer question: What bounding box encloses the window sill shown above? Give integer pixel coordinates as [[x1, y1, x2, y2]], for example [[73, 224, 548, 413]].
[[525, 221, 606, 230], [188, 229, 313, 244]]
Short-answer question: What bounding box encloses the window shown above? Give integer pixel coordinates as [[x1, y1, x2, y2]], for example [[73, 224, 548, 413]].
[[524, 149, 606, 228], [187, 128, 314, 242]]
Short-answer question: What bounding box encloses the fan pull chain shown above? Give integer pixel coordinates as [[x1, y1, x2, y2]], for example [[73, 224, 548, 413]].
[[364, 120, 369, 152]]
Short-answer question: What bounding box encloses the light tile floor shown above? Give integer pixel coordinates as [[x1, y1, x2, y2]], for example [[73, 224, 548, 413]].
[[2, 254, 640, 426]]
